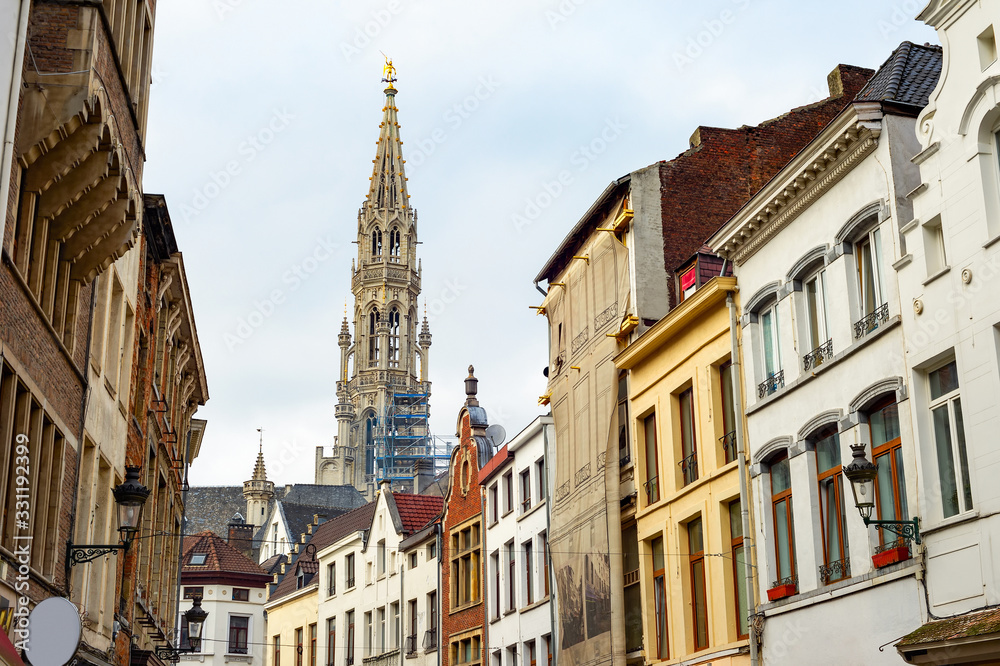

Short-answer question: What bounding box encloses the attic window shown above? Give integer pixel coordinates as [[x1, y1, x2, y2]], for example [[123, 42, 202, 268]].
[[297, 570, 305, 590], [978, 25, 997, 70], [189, 553, 207, 566], [679, 265, 697, 302]]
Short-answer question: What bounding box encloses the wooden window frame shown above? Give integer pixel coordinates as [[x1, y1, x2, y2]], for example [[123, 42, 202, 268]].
[[770, 454, 795, 583], [679, 387, 698, 486], [643, 413, 659, 505], [689, 517, 708, 651], [651, 536, 668, 660], [815, 427, 849, 583], [729, 500, 749, 640], [720, 361, 737, 465], [869, 398, 907, 545]]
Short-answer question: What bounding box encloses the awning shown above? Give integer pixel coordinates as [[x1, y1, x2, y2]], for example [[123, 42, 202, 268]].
[[0, 628, 24, 666], [896, 606, 1000, 664]]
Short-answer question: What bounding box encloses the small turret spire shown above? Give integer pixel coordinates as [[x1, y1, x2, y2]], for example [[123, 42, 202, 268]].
[[253, 428, 267, 481]]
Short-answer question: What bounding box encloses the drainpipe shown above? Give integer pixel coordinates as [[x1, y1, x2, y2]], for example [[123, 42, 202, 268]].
[[174, 427, 193, 647], [0, 0, 30, 246], [727, 292, 759, 666], [481, 486, 488, 666], [436, 523, 442, 666]]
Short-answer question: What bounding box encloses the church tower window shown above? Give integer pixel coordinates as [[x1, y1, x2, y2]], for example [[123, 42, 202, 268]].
[[368, 310, 380, 367], [388, 308, 401, 368], [389, 228, 401, 259], [371, 228, 383, 259]]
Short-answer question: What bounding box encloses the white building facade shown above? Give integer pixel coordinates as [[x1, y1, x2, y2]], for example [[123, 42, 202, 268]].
[[892, 1, 1000, 661], [709, 46, 942, 664], [481, 417, 556, 666], [400, 521, 441, 665]]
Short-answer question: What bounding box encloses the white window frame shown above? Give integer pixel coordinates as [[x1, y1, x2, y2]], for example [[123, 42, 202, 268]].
[[759, 301, 782, 380], [803, 268, 830, 352], [928, 360, 973, 518]]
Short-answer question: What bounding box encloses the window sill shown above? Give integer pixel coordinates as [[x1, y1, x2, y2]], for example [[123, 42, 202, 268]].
[[983, 232, 1000, 249], [517, 500, 545, 522], [449, 599, 482, 615], [922, 265, 951, 286], [519, 597, 549, 613], [501, 509, 514, 518], [892, 253, 913, 271], [919, 509, 980, 536]]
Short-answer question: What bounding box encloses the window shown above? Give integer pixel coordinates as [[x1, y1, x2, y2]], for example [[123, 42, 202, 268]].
[[327, 618, 336, 666], [652, 536, 668, 659], [450, 634, 482, 665], [407, 599, 418, 654], [189, 553, 207, 566], [618, 371, 630, 465], [364, 612, 372, 657], [544, 636, 552, 666], [540, 531, 550, 598], [388, 308, 400, 368], [870, 399, 908, 544], [296, 627, 304, 666], [923, 216, 948, 276], [409, 552, 417, 569], [770, 454, 796, 586], [378, 539, 386, 577], [232, 587, 249, 602], [489, 483, 499, 524], [450, 521, 482, 607], [804, 268, 831, 361], [855, 225, 886, 334], [180, 616, 191, 650], [426, 591, 438, 649], [816, 427, 849, 583], [372, 228, 383, 258], [389, 226, 401, 257], [327, 562, 336, 595], [929, 360, 973, 517], [274, 636, 281, 666], [759, 301, 782, 388], [183, 586, 204, 599], [689, 518, 708, 651], [679, 264, 697, 301], [506, 540, 516, 611], [427, 541, 437, 560], [392, 602, 400, 650], [346, 553, 356, 588], [297, 569, 306, 590], [643, 413, 659, 504], [377, 607, 385, 653], [536, 458, 547, 502], [309, 624, 317, 666], [679, 388, 698, 486], [524, 540, 534, 605], [720, 361, 738, 464], [491, 551, 501, 619], [503, 472, 513, 514], [525, 640, 536, 666], [978, 24, 997, 70], [730, 500, 749, 639], [346, 610, 356, 666], [520, 469, 531, 513], [368, 312, 379, 368]]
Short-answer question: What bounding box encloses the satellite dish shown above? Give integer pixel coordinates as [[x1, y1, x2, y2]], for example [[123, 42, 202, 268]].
[[486, 424, 506, 449]]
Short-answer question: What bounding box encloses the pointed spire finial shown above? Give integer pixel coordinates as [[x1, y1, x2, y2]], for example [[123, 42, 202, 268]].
[[252, 428, 267, 481], [381, 52, 397, 86]]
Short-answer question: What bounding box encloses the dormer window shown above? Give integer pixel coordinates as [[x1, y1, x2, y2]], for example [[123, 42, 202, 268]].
[[189, 553, 207, 566], [297, 569, 305, 590], [679, 265, 697, 302]]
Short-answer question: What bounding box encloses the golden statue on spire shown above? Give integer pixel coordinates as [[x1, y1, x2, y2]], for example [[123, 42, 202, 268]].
[[381, 53, 397, 86]]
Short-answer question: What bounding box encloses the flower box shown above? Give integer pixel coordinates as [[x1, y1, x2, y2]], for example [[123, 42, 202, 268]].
[[766, 582, 797, 601], [872, 545, 910, 569]]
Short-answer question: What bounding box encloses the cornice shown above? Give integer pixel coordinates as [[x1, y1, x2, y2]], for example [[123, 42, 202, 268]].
[[720, 124, 879, 266]]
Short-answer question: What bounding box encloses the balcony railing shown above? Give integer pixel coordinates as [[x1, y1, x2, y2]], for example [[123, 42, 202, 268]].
[[853, 302, 889, 339], [802, 339, 833, 371], [818, 558, 850, 584], [405, 635, 417, 656], [643, 476, 659, 504], [423, 629, 438, 650], [346, 575, 356, 589], [720, 430, 737, 463], [678, 451, 698, 486], [228, 644, 249, 655], [757, 370, 784, 398], [623, 569, 639, 586]]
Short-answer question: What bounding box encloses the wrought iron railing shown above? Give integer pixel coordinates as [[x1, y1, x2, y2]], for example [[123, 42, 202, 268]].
[[720, 430, 737, 463], [769, 575, 798, 589], [757, 370, 784, 398], [346, 574, 356, 589], [643, 476, 659, 504], [678, 451, 698, 486], [802, 339, 833, 371], [423, 629, 438, 649], [874, 537, 910, 554], [619, 451, 631, 468], [853, 302, 889, 339], [405, 635, 417, 656], [228, 644, 249, 655], [818, 558, 850, 584]]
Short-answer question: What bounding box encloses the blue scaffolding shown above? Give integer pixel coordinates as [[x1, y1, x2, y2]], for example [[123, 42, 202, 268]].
[[375, 389, 451, 488]]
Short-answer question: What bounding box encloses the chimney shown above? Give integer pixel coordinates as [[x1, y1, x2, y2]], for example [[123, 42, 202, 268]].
[[227, 513, 254, 560], [413, 458, 434, 495]]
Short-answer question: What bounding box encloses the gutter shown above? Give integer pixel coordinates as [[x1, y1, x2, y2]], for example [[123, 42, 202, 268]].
[[727, 292, 759, 666], [0, 0, 29, 248]]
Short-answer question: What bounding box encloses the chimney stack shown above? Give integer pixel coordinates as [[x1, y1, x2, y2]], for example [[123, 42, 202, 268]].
[[413, 458, 435, 495], [227, 512, 254, 560]]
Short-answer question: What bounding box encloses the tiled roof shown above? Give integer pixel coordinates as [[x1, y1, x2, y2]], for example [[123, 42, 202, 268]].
[[897, 606, 1000, 647], [268, 502, 376, 604], [182, 531, 269, 578], [393, 493, 444, 534], [260, 553, 287, 575], [282, 484, 366, 509], [856, 41, 942, 108]]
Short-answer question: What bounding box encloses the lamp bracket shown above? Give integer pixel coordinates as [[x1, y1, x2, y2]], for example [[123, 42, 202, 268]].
[[863, 516, 920, 545], [67, 543, 126, 566], [155, 647, 196, 663]]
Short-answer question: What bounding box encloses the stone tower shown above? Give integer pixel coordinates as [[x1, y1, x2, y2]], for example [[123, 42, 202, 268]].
[[317, 63, 432, 498], [243, 442, 274, 528]]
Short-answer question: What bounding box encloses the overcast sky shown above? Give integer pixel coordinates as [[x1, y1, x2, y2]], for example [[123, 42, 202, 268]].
[[144, 1, 937, 487]]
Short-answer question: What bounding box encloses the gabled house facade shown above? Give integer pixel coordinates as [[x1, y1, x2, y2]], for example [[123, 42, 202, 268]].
[[709, 41, 943, 665]]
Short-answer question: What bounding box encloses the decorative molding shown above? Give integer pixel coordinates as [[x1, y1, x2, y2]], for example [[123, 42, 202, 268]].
[[731, 134, 879, 265], [745, 281, 783, 314], [754, 436, 793, 464], [797, 409, 843, 440], [785, 245, 831, 284], [912, 140, 940, 166], [849, 377, 904, 414], [834, 200, 884, 244], [958, 75, 1000, 136]]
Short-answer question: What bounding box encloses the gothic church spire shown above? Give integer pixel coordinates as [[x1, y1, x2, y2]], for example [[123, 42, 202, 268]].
[[367, 59, 410, 211]]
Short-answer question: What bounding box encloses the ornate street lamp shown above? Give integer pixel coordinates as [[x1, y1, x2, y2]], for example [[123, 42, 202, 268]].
[[67, 466, 151, 565], [842, 444, 920, 544], [156, 596, 210, 662]]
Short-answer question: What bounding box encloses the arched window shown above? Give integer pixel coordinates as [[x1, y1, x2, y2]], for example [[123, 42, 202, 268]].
[[866, 397, 907, 542], [365, 413, 377, 476], [812, 425, 849, 583], [388, 308, 400, 367], [371, 228, 383, 259], [368, 310, 379, 367], [388, 227, 401, 258]]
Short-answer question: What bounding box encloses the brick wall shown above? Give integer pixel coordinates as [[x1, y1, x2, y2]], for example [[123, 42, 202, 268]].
[[441, 410, 485, 666]]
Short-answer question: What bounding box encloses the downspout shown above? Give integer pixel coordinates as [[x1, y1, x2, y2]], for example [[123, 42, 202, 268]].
[[435, 523, 442, 666], [605, 413, 625, 665], [480, 487, 487, 666], [543, 424, 556, 666], [399, 538, 404, 660], [174, 427, 193, 647], [727, 292, 759, 666], [0, 0, 30, 246]]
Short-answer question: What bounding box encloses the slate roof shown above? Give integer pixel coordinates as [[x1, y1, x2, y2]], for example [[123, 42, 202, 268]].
[[282, 484, 366, 509], [896, 606, 1000, 647], [182, 531, 269, 579], [856, 41, 942, 109], [393, 493, 443, 534], [268, 501, 376, 604], [260, 553, 287, 575]]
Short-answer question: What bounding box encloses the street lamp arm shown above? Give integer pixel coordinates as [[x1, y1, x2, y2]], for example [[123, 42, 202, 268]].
[[863, 516, 921, 545], [67, 543, 127, 565]]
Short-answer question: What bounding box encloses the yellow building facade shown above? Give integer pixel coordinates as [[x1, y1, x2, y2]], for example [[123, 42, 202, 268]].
[[615, 276, 755, 666], [264, 569, 320, 666]]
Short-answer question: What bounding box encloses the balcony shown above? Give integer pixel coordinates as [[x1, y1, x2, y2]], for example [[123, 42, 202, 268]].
[[853, 302, 889, 339], [818, 558, 850, 585], [802, 339, 833, 371], [678, 451, 698, 486], [423, 629, 438, 650], [352, 262, 421, 293], [405, 635, 417, 656], [643, 477, 659, 504], [346, 575, 356, 589], [720, 430, 737, 463], [757, 370, 784, 398]]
